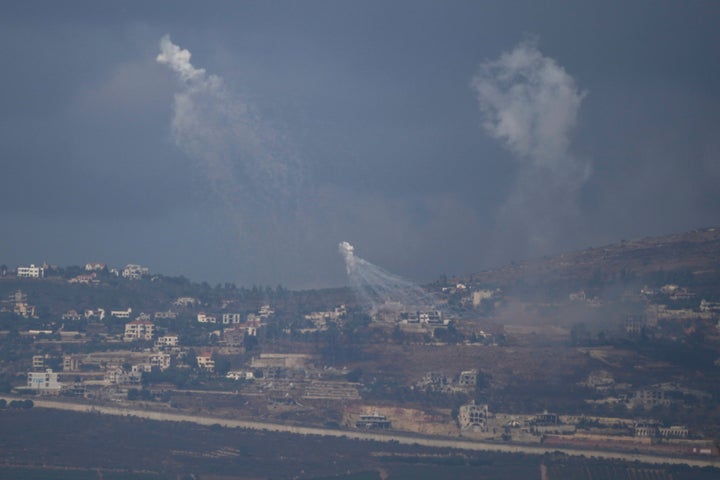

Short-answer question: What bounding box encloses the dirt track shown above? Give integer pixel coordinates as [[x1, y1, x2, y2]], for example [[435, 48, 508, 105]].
[[11, 397, 718, 469]]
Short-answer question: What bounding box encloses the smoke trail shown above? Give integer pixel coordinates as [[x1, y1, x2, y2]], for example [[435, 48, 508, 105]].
[[471, 39, 590, 251], [339, 241, 439, 317], [157, 35, 304, 281]]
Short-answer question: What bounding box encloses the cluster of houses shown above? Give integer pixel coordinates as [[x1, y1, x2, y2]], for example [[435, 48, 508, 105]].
[[20, 295, 284, 397], [414, 369, 479, 394], [9, 262, 151, 282]]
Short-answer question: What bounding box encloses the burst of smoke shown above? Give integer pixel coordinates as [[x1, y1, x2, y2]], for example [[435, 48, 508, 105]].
[[338, 241, 438, 316], [471, 39, 590, 253], [156, 34, 305, 282]]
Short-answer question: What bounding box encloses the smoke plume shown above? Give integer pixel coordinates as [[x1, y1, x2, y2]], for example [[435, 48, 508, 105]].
[[472, 40, 590, 252], [157, 35, 304, 282], [339, 241, 438, 316]]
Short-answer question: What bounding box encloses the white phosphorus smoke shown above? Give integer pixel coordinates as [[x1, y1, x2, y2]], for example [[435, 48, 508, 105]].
[[156, 34, 306, 282], [471, 39, 590, 252], [339, 241, 439, 317]]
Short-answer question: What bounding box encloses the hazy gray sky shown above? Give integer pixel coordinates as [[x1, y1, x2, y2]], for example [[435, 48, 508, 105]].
[[1, 1, 719, 288]]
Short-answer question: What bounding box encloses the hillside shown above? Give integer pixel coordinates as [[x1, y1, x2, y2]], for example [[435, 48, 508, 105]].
[[459, 227, 720, 292]]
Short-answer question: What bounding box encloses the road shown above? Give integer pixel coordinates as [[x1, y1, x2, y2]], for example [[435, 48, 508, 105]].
[[7, 397, 720, 469]]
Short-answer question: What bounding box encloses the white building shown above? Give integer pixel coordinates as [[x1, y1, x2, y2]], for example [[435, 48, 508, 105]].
[[222, 313, 242, 324], [124, 319, 155, 341], [104, 367, 141, 385], [155, 335, 179, 348], [148, 353, 171, 371], [122, 264, 149, 280], [459, 401, 489, 431], [197, 312, 217, 324], [111, 308, 132, 319], [226, 370, 254, 380], [196, 352, 215, 371], [27, 369, 62, 393], [17, 264, 44, 278]]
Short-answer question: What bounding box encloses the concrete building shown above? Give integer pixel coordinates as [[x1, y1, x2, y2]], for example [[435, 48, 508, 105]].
[[17, 264, 44, 278], [111, 308, 132, 319], [197, 312, 217, 323], [196, 352, 215, 371], [458, 369, 479, 387], [63, 355, 82, 372], [632, 388, 671, 409], [355, 413, 391, 429], [124, 319, 155, 341], [155, 335, 179, 349], [459, 401, 489, 431], [27, 369, 62, 393], [222, 313, 242, 324], [149, 353, 171, 371], [32, 355, 46, 370], [104, 367, 141, 385], [122, 264, 149, 280]]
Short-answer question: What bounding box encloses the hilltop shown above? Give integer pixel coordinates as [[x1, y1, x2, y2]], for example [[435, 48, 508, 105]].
[[457, 227, 720, 293]]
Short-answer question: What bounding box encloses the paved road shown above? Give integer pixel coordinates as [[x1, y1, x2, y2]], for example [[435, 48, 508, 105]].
[[10, 397, 720, 469]]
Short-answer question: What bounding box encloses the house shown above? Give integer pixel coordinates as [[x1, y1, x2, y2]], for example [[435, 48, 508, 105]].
[[68, 273, 99, 285], [124, 319, 155, 341], [258, 304, 274, 319], [222, 313, 242, 324], [459, 401, 489, 431], [458, 369, 478, 387], [173, 297, 198, 307], [63, 355, 82, 372], [155, 335, 179, 349], [632, 388, 671, 409], [154, 311, 177, 319], [5, 290, 37, 318], [472, 289, 500, 308], [17, 264, 44, 278], [84, 308, 105, 320], [122, 264, 149, 280], [196, 352, 215, 371], [84, 262, 106, 271], [62, 310, 82, 321], [226, 370, 254, 380], [27, 369, 62, 393], [104, 367, 141, 385], [111, 308, 133, 319], [32, 355, 47, 370], [197, 312, 217, 324], [355, 413, 391, 429], [148, 353, 171, 371]]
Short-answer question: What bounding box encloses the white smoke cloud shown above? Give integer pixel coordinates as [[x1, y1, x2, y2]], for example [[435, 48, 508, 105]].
[[156, 35, 304, 281], [472, 40, 591, 253], [338, 241, 439, 316]]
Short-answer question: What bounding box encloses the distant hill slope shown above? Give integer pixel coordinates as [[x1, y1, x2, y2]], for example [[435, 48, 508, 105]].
[[459, 227, 720, 289]]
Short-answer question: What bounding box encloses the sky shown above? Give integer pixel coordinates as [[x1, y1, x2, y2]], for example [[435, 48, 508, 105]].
[[1, 1, 719, 288]]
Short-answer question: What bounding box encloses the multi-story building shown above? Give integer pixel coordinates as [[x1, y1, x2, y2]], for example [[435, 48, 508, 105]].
[[32, 355, 46, 370], [124, 319, 155, 341], [196, 352, 215, 371], [17, 264, 44, 278], [111, 308, 133, 319], [121, 264, 149, 280], [149, 353, 171, 371], [222, 313, 242, 324], [155, 335, 179, 349], [63, 355, 82, 372], [458, 369, 478, 387], [459, 401, 489, 430], [197, 312, 217, 323], [27, 369, 62, 393]]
